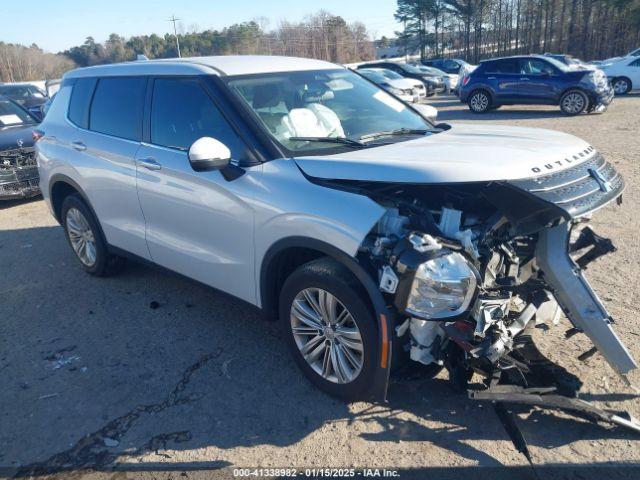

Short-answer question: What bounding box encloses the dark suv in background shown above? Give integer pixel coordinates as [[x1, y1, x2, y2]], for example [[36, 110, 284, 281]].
[[422, 58, 471, 74], [459, 55, 613, 115]]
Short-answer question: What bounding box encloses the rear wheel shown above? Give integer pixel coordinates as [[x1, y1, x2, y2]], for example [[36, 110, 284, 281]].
[[279, 258, 377, 401], [560, 90, 588, 116], [468, 90, 491, 113], [612, 77, 631, 95], [61, 194, 124, 276]]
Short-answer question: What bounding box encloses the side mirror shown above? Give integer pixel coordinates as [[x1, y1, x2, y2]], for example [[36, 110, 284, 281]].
[[412, 103, 438, 123], [188, 137, 231, 172]]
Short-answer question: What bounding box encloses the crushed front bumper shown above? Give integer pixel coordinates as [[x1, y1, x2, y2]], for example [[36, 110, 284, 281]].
[[537, 221, 637, 377], [0, 147, 40, 200]]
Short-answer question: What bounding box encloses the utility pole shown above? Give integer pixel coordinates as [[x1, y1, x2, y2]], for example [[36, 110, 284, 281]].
[[168, 15, 181, 58]]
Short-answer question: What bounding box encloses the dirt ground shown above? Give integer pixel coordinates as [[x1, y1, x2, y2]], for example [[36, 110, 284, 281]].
[[1, 94, 639, 480]]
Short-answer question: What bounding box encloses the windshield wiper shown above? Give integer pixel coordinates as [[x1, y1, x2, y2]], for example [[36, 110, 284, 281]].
[[359, 128, 435, 142], [287, 136, 366, 148]]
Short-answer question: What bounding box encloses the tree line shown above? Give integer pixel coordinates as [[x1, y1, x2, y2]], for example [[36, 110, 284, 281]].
[[64, 11, 374, 68], [395, 0, 640, 62], [0, 11, 374, 82], [0, 43, 74, 83]]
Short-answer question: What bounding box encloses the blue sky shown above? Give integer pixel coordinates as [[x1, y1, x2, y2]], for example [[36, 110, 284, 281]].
[[1, 0, 400, 52]]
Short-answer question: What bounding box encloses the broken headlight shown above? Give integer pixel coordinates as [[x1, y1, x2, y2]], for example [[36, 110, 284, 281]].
[[404, 252, 477, 320]]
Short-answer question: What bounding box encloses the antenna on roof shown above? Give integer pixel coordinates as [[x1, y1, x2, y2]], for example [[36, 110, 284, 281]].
[[136, 54, 149, 61]]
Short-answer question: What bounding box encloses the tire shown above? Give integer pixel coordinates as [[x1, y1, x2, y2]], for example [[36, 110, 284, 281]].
[[560, 90, 588, 116], [279, 257, 378, 401], [468, 90, 491, 113], [61, 194, 125, 276], [612, 77, 631, 95]]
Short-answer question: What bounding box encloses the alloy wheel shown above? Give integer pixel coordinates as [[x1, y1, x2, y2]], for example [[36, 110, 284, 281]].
[[290, 288, 364, 384], [561, 92, 586, 114], [66, 207, 97, 267], [470, 92, 489, 112]]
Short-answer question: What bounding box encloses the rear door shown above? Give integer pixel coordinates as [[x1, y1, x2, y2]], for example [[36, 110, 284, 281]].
[[69, 76, 151, 260], [135, 77, 257, 303], [483, 59, 519, 101]]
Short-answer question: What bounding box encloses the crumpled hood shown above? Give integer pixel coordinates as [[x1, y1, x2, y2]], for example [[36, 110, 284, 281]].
[[294, 123, 594, 184]]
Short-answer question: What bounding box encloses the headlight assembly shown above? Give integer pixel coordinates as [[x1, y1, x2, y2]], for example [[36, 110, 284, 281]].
[[402, 251, 477, 320]]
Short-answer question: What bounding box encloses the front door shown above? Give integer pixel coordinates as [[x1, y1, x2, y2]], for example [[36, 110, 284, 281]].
[[135, 77, 257, 304], [516, 58, 559, 103]]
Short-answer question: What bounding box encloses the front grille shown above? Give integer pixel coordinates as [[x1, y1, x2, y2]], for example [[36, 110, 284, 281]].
[[508, 152, 624, 218], [0, 147, 37, 169]]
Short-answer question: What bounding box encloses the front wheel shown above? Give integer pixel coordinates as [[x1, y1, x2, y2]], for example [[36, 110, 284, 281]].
[[560, 90, 588, 116], [468, 90, 491, 113], [279, 258, 378, 401]]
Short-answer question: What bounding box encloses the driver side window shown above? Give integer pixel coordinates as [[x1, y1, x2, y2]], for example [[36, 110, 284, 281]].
[[519, 59, 556, 75], [150, 78, 247, 158]]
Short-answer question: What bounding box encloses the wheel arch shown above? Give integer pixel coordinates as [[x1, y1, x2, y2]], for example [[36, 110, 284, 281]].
[[260, 236, 393, 401], [49, 174, 107, 241]]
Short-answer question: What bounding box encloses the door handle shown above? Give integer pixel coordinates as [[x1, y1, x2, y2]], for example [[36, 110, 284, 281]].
[[520, 77, 530, 81], [138, 158, 162, 171], [487, 76, 497, 80], [71, 141, 86, 151]]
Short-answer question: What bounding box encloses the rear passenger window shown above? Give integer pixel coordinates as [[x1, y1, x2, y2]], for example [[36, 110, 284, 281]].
[[68, 78, 97, 128], [89, 77, 146, 141], [486, 60, 517, 74], [150, 78, 246, 156]]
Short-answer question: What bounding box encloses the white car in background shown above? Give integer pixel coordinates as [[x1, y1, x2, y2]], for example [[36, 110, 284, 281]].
[[357, 69, 437, 121], [358, 68, 427, 102], [600, 56, 640, 94]]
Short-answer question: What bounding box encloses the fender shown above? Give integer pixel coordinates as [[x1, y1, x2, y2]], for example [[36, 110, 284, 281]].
[[48, 174, 107, 240], [261, 236, 393, 402]]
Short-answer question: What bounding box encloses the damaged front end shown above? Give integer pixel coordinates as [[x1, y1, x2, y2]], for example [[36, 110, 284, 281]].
[[0, 146, 40, 200], [323, 150, 635, 406]]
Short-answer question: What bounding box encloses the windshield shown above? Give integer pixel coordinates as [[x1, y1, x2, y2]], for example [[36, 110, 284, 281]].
[[543, 57, 571, 72], [227, 69, 432, 154], [418, 65, 446, 76], [378, 69, 404, 80], [0, 85, 46, 101], [0, 99, 36, 127], [359, 69, 388, 84]]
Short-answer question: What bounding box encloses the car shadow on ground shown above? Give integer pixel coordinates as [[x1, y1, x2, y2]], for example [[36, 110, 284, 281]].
[[1, 225, 638, 478], [0, 195, 42, 211]]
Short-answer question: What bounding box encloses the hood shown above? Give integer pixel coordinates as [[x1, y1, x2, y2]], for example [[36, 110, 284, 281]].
[[386, 78, 419, 90], [0, 124, 36, 151], [294, 123, 594, 184]]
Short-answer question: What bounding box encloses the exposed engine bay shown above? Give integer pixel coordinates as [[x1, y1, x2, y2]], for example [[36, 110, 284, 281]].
[[315, 152, 640, 443]]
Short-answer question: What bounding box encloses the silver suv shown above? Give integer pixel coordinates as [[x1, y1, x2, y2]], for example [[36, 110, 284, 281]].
[[36, 55, 635, 401]]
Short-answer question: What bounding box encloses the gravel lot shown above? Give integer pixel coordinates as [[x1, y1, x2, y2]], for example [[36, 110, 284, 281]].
[[1, 94, 639, 479]]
